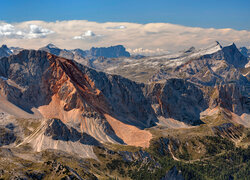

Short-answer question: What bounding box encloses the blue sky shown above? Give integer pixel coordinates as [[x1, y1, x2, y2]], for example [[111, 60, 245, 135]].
[[0, 0, 250, 30]]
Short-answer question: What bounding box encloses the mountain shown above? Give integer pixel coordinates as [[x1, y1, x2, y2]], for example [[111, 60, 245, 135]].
[[240, 46, 250, 57], [39, 44, 131, 68], [39, 44, 130, 65], [150, 42, 248, 84], [39, 43, 75, 60], [0, 45, 13, 59], [90, 42, 248, 85], [0, 50, 157, 150], [88, 45, 130, 58], [0, 45, 24, 59], [0, 42, 249, 179]]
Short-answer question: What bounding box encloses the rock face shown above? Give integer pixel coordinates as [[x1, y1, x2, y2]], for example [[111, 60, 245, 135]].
[[44, 119, 100, 146], [222, 43, 248, 68], [209, 83, 250, 115], [144, 79, 208, 125], [240, 47, 250, 58], [0, 50, 155, 148], [88, 45, 130, 58]]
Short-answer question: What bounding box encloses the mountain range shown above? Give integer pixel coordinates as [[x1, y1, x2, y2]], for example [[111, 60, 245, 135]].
[[0, 41, 249, 179]]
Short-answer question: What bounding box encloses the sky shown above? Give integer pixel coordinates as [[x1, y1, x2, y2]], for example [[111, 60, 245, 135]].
[[0, 0, 250, 54]]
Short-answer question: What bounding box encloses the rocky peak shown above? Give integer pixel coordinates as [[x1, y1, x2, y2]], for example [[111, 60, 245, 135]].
[[221, 43, 248, 68], [0, 44, 13, 59], [89, 45, 130, 58], [39, 43, 62, 55], [39, 44, 74, 60], [45, 43, 58, 49]]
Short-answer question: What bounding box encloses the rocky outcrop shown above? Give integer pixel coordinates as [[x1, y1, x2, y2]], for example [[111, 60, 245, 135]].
[[210, 83, 250, 115], [45, 119, 100, 146], [222, 43, 248, 68], [144, 79, 208, 125]]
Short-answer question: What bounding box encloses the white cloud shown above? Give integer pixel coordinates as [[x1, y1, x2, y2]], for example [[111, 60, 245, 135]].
[[0, 24, 15, 36], [106, 25, 126, 29], [73, 30, 96, 39], [0, 20, 250, 52], [27, 24, 54, 39], [0, 23, 23, 38], [0, 23, 54, 39]]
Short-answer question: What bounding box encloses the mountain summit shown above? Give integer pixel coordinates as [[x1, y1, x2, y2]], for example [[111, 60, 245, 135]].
[[0, 44, 13, 59]]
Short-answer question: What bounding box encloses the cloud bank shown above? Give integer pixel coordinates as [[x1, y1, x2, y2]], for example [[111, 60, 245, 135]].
[[0, 20, 250, 54]]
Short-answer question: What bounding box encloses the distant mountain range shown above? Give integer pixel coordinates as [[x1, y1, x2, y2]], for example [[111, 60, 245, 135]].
[[0, 43, 131, 67], [39, 43, 130, 59]]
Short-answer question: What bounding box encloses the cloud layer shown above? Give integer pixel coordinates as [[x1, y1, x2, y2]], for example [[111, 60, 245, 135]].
[[0, 20, 250, 54]]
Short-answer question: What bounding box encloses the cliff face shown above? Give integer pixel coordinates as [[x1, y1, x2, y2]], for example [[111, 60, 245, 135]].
[[88, 45, 130, 58], [0, 50, 154, 147], [209, 83, 250, 115], [144, 79, 208, 125]]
